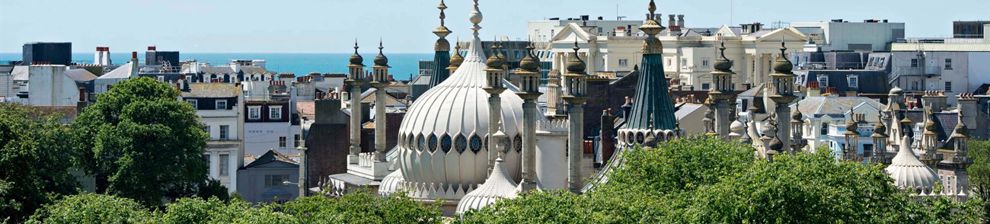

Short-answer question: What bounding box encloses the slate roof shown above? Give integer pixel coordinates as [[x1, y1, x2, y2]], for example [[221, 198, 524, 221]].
[[64, 68, 97, 81], [0, 65, 13, 74], [182, 83, 241, 98], [242, 150, 298, 169], [802, 71, 888, 94]]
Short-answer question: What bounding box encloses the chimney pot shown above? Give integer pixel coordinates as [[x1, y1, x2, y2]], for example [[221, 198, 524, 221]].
[[131, 51, 137, 60], [148, 46, 156, 51]]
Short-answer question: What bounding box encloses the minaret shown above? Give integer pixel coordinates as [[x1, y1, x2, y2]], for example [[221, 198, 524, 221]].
[[843, 110, 861, 161], [790, 102, 806, 152], [371, 41, 391, 162], [545, 55, 563, 118], [514, 40, 543, 193], [562, 41, 588, 193], [622, 0, 676, 139], [429, 0, 452, 88], [942, 112, 972, 197], [920, 106, 940, 166], [483, 42, 507, 173], [347, 42, 365, 163], [767, 41, 796, 151], [871, 110, 889, 164], [709, 41, 736, 137]]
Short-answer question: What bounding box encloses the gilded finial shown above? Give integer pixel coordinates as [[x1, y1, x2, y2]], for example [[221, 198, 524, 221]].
[[639, 0, 663, 54], [648, 0, 657, 17], [434, 0, 451, 40]]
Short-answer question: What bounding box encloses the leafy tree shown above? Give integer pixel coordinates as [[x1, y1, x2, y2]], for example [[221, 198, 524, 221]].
[[969, 140, 990, 219], [72, 77, 209, 207], [0, 104, 78, 222], [280, 190, 442, 223], [26, 193, 150, 224]]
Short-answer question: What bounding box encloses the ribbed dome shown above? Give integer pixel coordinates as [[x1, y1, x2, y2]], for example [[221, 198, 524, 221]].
[[456, 158, 518, 214], [518, 44, 539, 72], [885, 136, 938, 193], [485, 44, 504, 69], [378, 170, 404, 196], [730, 120, 745, 133], [713, 42, 733, 72], [772, 42, 793, 74], [396, 35, 530, 200], [889, 86, 903, 95], [566, 43, 586, 74], [374, 43, 389, 67]]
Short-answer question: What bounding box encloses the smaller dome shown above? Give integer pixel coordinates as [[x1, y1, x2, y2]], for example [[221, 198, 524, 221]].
[[713, 42, 733, 72], [889, 86, 903, 95], [772, 42, 793, 74], [767, 136, 784, 152], [518, 44, 539, 72], [566, 43, 586, 74], [349, 43, 364, 65], [951, 113, 968, 138], [378, 170, 404, 197], [791, 108, 803, 122], [872, 121, 888, 138], [456, 158, 518, 215], [485, 43, 504, 69], [374, 43, 388, 67], [450, 44, 464, 67], [886, 136, 938, 193], [730, 120, 745, 132]]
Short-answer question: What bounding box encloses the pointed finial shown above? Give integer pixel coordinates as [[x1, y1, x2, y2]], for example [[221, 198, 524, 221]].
[[433, 0, 452, 39], [648, 0, 657, 17], [349, 40, 363, 65], [470, 0, 483, 36], [374, 39, 388, 67], [438, 0, 447, 26]]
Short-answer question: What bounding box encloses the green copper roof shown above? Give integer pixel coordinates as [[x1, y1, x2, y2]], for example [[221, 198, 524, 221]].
[[429, 51, 451, 88], [626, 53, 677, 130]]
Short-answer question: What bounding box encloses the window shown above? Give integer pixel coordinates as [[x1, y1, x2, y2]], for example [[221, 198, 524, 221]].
[[681, 58, 688, 68], [248, 106, 261, 120], [944, 58, 953, 70], [945, 81, 953, 92], [203, 125, 211, 137], [821, 123, 829, 135], [911, 59, 919, 68], [265, 175, 289, 187], [157, 76, 165, 82], [618, 59, 629, 67], [817, 76, 829, 87], [219, 125, 229, 140], [219, 154, 229, 177], [702, 59, 710, 68], [279, 136, 287, 148], [216, 100, 227, 110], [847, 75, 859, 88], [186, 99, 198, 108], [294, 134, 301, 148], [270, 106, 283, 120], [702, 83, 711, 90]]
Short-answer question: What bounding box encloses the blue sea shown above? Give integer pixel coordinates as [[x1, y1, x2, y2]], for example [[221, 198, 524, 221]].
[[0, 53, 432, 81]]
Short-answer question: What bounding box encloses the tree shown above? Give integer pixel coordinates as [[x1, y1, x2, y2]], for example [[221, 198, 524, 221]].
[[968, 140, 990, 219], [26, 193, 150, 224], [0, 104, 78, 222], [72, 77, 209, 207], [280, 190, 442, 223]]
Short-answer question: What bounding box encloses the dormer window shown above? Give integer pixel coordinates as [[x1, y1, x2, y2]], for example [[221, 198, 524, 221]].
[[847, 75, 859, 88], [269, 106, 283, 120], [215, 100, 227, 110], [248, 106, 261, 120]]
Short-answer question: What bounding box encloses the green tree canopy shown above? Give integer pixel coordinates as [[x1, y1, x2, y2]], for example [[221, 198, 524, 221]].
[[0, 104, 78, 222], [26, 193, 150, 224], [968, 140, 990, 219], [280, 190, 442, 224], [72, 77, 209, 207]]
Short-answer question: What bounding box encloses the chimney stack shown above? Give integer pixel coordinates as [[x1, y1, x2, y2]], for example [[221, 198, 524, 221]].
[[807, 81, 821, 97], [668, 14, 676, 29], [148, 46, 157, 51], [131, 51, 138, 61], [677, 15, 685, 29]]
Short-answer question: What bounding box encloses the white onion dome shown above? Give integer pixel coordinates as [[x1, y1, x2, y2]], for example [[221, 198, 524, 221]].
[[885, 136, 938, 194], [456, 158, 518, 214], [378, 170, 405, 197], [396, 34, 529, 200], [889, 86, 903, 95], [730, 120, 745, 134]]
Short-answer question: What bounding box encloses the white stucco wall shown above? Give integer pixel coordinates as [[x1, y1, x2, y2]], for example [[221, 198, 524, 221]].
[[27, 65, 79, 106], [244, 122, 301, 157]]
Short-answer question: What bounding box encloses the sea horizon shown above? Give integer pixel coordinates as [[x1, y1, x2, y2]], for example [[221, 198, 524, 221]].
[[0, 52, 432, 81]]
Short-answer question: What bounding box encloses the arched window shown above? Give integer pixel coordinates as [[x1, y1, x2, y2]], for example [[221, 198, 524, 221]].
[[821, 122, 829, 136]]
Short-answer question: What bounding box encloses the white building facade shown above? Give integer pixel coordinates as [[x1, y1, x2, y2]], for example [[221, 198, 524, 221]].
[[792, 19, 905, 52], [182, 83, 246, 193]]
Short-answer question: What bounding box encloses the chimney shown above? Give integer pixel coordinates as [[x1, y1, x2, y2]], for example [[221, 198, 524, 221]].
[[668, 14, 676, 29], [131, 51, 138, 62], [807, 81, 821, 97], [921, 90, 947, 112], [677, 15, 685, 29], [958, 94, 978, 126], [148, 46, 157, 51]]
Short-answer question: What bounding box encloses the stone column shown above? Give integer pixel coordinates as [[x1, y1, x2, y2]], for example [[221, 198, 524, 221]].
[[567, 101, 584, 192], [519, 99, 538, 191], [349, 81, 362, 163], [373, 84, 387, 162], [487, 93, 502, 172]]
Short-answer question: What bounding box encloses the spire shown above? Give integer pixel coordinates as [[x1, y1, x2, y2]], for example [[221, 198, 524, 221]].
[[349, 41, 363, 66], [464, 0, 487, 63], [624, 0, 676, 131], [374, 40, 388, 67]]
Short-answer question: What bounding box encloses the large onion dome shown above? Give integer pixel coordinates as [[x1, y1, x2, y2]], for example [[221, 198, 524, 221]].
[[396, 33, 529, 201], [455, 157, 518, 214], [885, 136, 939, 194]]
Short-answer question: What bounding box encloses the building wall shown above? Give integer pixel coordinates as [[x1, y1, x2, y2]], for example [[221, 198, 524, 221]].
[[236, 165, 299, 203], [969, 52, 990, 92], [27, 65, 79, 106], [792, 21, 905, 51], [245, 122, 301, 157]]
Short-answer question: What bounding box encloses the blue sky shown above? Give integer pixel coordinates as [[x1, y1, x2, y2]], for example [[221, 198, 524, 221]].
[[1, 0, 986, 53]]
